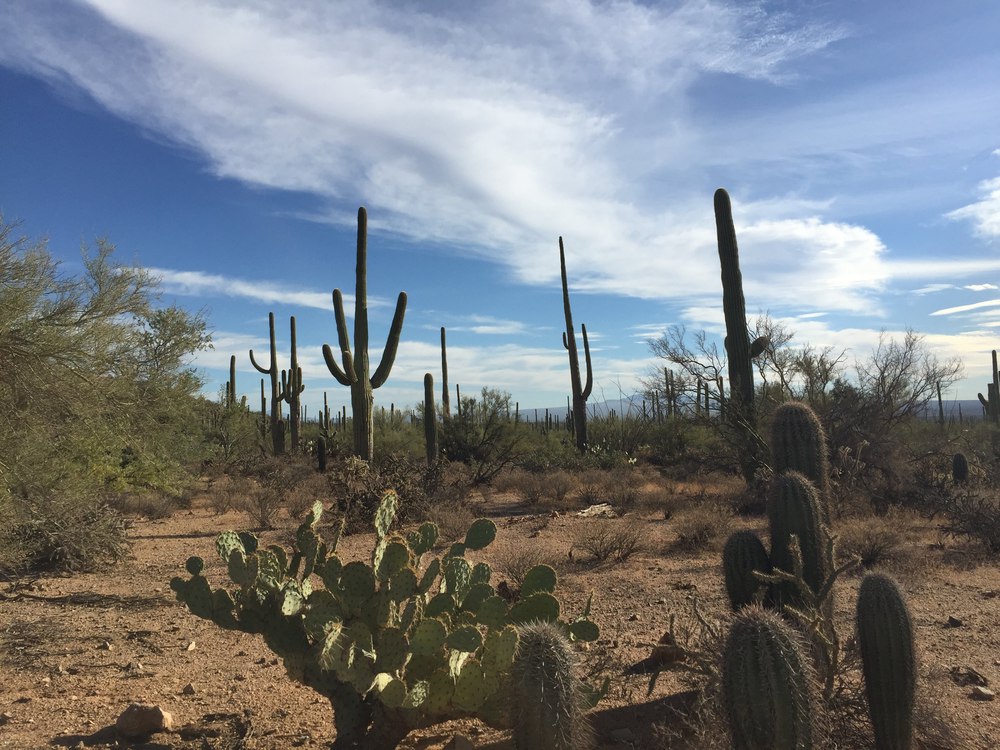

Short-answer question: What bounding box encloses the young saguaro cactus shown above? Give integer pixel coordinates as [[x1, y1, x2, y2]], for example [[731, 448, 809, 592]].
[[322, 207, 407, 461], [766, 471, 830, 611], [511, 620, 593, 750], [722, 606, 819, 750], [559, 238, 593, 453], [722, 530, 773, 611], [856, 574, 916, 750], [771, 401, 830, 522], [249, 311, 284, 455]]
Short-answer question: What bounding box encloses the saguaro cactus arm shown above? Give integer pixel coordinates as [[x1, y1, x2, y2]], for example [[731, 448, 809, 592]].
[[370, 291, 407, 389], [322, 289, 357, 386], [248, 311, 277, 377], [562, 324, 593, 400]]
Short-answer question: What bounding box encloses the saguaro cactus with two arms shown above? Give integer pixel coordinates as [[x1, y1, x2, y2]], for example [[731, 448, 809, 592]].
[[322, 207, 407, 460], [249, 311, 283, 455], [560, 238, 593, 452]]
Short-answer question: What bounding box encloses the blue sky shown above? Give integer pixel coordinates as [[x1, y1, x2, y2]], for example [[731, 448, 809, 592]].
[[3, 1, 1000, 416]]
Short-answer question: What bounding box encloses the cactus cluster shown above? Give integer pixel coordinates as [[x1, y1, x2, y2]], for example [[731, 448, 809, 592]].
[[170, 491, 601, 748]]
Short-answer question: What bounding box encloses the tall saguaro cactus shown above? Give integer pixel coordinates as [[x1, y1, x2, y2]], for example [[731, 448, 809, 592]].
[[249, 311, 283, 455], [423, 372, 438, 466], [559, 238, 593, 452], [715, 188, 767, 483], [322, 207, 407, 460], [277, 315, 305, 451], [440, 326, 451, 421]]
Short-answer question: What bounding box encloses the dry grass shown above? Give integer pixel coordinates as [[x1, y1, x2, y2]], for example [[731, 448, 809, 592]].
[[671, 504, 734, 552], [491, 541, 560, 587]]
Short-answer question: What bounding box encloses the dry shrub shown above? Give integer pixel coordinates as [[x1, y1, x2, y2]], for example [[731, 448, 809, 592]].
[[576, 469, 609, 506], [424, 496, 476, 544], [285, 472, 331, 520], [547, 470, 577, 507], [491, 542, 558, 587], [605, 467, 643, 512], [836, 513, 908, 571], [506, 470, 547, 506], [672, 505, 733, 552], [241, 484, 283, 530], [572, 519, 646, 562], [941, 491, 1000, 553]]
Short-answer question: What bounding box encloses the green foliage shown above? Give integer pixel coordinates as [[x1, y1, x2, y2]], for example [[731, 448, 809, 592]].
[[0, 218, 211, 573], [170, 492, 600, 747], [856, 574, 915, 750], [441, 388, 524, 484], [722, 606, 819, 750]]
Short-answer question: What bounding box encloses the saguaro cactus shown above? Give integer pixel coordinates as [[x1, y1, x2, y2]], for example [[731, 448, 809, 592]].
[[225, 355, 237, 408], [277, 315, 305, 451], [715, 188, 767, 482], [322, 208, 407, 461], [440, 326, 451, 421], [722, 606, 818, 750], [771, 401, 830, 522], [856, 574, 915, 750], [249, 311, 284, 455], [423, 372, 438, 466], [559, 238, 593, 452]]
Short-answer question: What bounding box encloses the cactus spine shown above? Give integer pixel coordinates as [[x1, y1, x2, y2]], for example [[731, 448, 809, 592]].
[[249, 311, 284, 455], [771, 401, 830, 523], [322, 207, 407, 461], [715, 188, 766, 483], [856, 574, 915, 750], [423, 372, 438, 466], [277, 315, 305, 451], [440, 326, 450, 421], [559, 238, 593, 452], [511, 620, 592, 750], [722, 606, 818, 750]]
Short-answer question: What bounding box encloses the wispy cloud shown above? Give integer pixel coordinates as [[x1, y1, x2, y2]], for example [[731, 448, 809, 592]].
[[150, 267, 367, 311], [947, 177, 1000, 238], [448, 315, 532, 336], [930, 299, 1000, 317], [966, 283, 999, 291]]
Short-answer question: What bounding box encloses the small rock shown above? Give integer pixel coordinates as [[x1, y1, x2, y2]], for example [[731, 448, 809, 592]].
[[949, 665, 989, 687], [971, 686, 995, 701], [610, 727, 636, 743], [653, 598, 666, 605], [115, 703, 173, 739], [0, 713, 13, 726], [945, 616, 964, 628], [182, 683, 196, 695], [98, 640, 113, 650], [185, 641, 197, 651], [627, 614, 639, 621], [443, 736, 475, 750]]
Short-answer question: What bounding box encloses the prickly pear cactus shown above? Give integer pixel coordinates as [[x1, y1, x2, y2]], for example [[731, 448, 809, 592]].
[[510, 620, 592, 750], [169, 491, 601, 748], [856, 574, 915, 750], [722, 606, 819, 750]]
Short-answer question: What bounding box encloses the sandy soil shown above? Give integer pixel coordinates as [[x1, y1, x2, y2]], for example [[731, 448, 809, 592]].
[[1, 481, 998, 749]]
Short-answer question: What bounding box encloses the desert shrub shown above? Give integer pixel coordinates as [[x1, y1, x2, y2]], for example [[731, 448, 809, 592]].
[[547, 470, 577, 507], [572, 519, 646, 562], [2, 496, 131, 574], [836, 513, 907, 570], [423, 496, 477, 544], [605, 466, 643, 512], [328, 452, 444, 531], [440, 388, 524, 484], [672, 505, 733, 552], [576, 469, 609, 506], [941, 492, 1000, 552], [508, 470, 547, 506], [491, 542, 559, 588], [285, 472, 331, 520]]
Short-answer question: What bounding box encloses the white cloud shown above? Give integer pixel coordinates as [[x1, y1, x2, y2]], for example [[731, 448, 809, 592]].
[[965, 283, 999, 291], [947, 177, 1000, 238], [912, 283, 954, 295], [150, 267, 372, 311], [930, 299, 1000, 317]]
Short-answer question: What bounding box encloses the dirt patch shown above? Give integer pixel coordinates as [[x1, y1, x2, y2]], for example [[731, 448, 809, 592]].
[[1, 483, 998, 749]]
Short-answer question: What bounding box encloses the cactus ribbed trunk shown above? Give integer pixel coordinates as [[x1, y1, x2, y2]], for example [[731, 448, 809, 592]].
[[249, 311, 284, 455], [278, 316, 304, 451], [715, 188, 765, 483], [423, 372, 437, 466], [440, 327, 450, 421], [559, 238, 593, 452], [323, 208, 407, 461]]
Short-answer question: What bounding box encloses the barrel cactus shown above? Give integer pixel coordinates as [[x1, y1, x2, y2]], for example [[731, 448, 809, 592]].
[[510, 620, 592, 750], [722, 606, 819, 750], [951, 452, 969, 484], [856, 574, 915, 750]]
